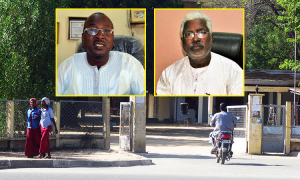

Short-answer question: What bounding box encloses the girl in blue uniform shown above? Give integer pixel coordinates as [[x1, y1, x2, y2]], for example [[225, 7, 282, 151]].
[[25, 98, 41, 158]]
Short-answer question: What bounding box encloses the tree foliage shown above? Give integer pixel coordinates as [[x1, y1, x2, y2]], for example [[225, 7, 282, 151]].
[[276, 0, 300, 71], [247, 22, 294, 69], [0, 0, 184, 99], [197, 0, 247, 8], [0, 0, 69, 100], [246, 1, 294, 69], [198, 0, 297, 70]]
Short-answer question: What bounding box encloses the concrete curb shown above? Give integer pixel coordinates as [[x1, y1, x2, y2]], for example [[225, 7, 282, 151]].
[[0, 150, 153, 169], [0, 158, 153, 169], [288, 151, 300, 157]]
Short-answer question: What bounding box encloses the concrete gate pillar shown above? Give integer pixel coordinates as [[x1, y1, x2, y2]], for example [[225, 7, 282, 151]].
[[53, 102, 60, 148], [103, 97, 110, 149], [247, 94, 264, 154], [285, 101, 291, 154], [130, 97, 146, 153]]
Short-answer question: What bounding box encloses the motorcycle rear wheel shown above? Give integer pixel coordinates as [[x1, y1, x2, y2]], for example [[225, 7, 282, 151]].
[[216, 154, 220, 163], [221, 151, 226, 164]]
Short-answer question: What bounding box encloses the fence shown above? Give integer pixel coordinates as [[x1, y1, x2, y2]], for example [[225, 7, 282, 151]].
[[59, 100, 103, 136], [0, 100, 8, 138], [0, 100, 104, 141], [263, 105, 284, 126], [291, 105, 300, 138]]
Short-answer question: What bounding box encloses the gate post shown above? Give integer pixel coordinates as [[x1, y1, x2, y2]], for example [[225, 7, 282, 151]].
[[103, 97, 110, 149], [130, 97, 146, 153], [247, 94, 264, 154], [285, 101, 291, 154], [53, 101, 60, 148]]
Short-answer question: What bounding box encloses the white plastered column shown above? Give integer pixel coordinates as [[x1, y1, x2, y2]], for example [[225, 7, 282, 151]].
[[198, 97, 203, 123], [208, 97, 213, 124]]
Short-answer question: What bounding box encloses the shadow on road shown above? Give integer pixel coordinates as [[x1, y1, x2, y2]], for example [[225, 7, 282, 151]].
[[146, 137, 210, 147], [146, 128, 212, 138], [227, 163, 284, 166], [141, 153, 215, 160]]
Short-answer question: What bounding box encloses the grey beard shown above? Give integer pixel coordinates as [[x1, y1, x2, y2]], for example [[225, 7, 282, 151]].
[[186, 48, 211, 61], [190, 41, 204, 50]]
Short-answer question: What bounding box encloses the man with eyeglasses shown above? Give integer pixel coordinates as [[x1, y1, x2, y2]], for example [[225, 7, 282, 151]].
[[156, 10, 243, 95], [57, 12, 145, 95]]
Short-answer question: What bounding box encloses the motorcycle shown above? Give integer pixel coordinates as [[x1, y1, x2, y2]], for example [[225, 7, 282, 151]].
[[209, 114, 240, 165], [214, 131, 234, 164]]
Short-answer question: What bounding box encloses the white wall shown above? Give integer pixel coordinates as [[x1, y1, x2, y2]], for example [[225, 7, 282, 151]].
[[147, 94, 155, 118]]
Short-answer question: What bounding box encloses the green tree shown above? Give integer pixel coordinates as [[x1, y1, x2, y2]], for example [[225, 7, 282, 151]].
[[197, 0, 295, 70], [277, 0, 300, 71], [0, 0, 184, 99], [0, 0, 69, 100], [0, 0, 38, 100], [246, 4, 294, 69]]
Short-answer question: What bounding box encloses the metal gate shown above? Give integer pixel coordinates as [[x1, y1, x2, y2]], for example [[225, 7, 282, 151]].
[[227, 105, 247, 153], [291, 105, 300, 138], [119, 102, 132, 151], [59, 101, 103, 136], [227, 105, 247, 136], [262, 105, 285, 153], [227, 105, 247, 128]]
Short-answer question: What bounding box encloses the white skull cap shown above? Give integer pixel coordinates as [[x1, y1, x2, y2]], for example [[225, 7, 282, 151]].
[[42, 97, 50, 105]]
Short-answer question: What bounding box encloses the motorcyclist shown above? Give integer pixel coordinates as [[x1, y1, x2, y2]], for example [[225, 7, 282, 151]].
[[209, 103, 237, 153]]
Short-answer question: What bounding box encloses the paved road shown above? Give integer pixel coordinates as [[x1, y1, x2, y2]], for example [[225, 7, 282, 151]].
[[1, 125, 299, 180]]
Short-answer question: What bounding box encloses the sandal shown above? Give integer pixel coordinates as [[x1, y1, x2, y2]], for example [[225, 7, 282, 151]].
[[37, 154, 43, 159], [44, 155, 51, 159]]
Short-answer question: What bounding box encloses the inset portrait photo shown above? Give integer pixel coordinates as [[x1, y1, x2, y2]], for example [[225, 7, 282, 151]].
[[56, 9, 146, 96], [154, 9, 244, 96]]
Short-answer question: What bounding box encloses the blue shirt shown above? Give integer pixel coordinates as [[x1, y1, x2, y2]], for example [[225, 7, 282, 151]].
[[27, 108, 41, 129], [210, 111, 237, 133], [40, 107, 55, 128]]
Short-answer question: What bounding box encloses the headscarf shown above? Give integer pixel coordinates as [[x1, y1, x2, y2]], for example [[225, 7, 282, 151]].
[[42, 97, 50, 106], [29, 98, 38, 109]]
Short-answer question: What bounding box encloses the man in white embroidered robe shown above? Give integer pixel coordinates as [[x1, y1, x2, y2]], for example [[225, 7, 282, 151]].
[[156, 11, 243, 95], [57, 12, 145, 95]]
